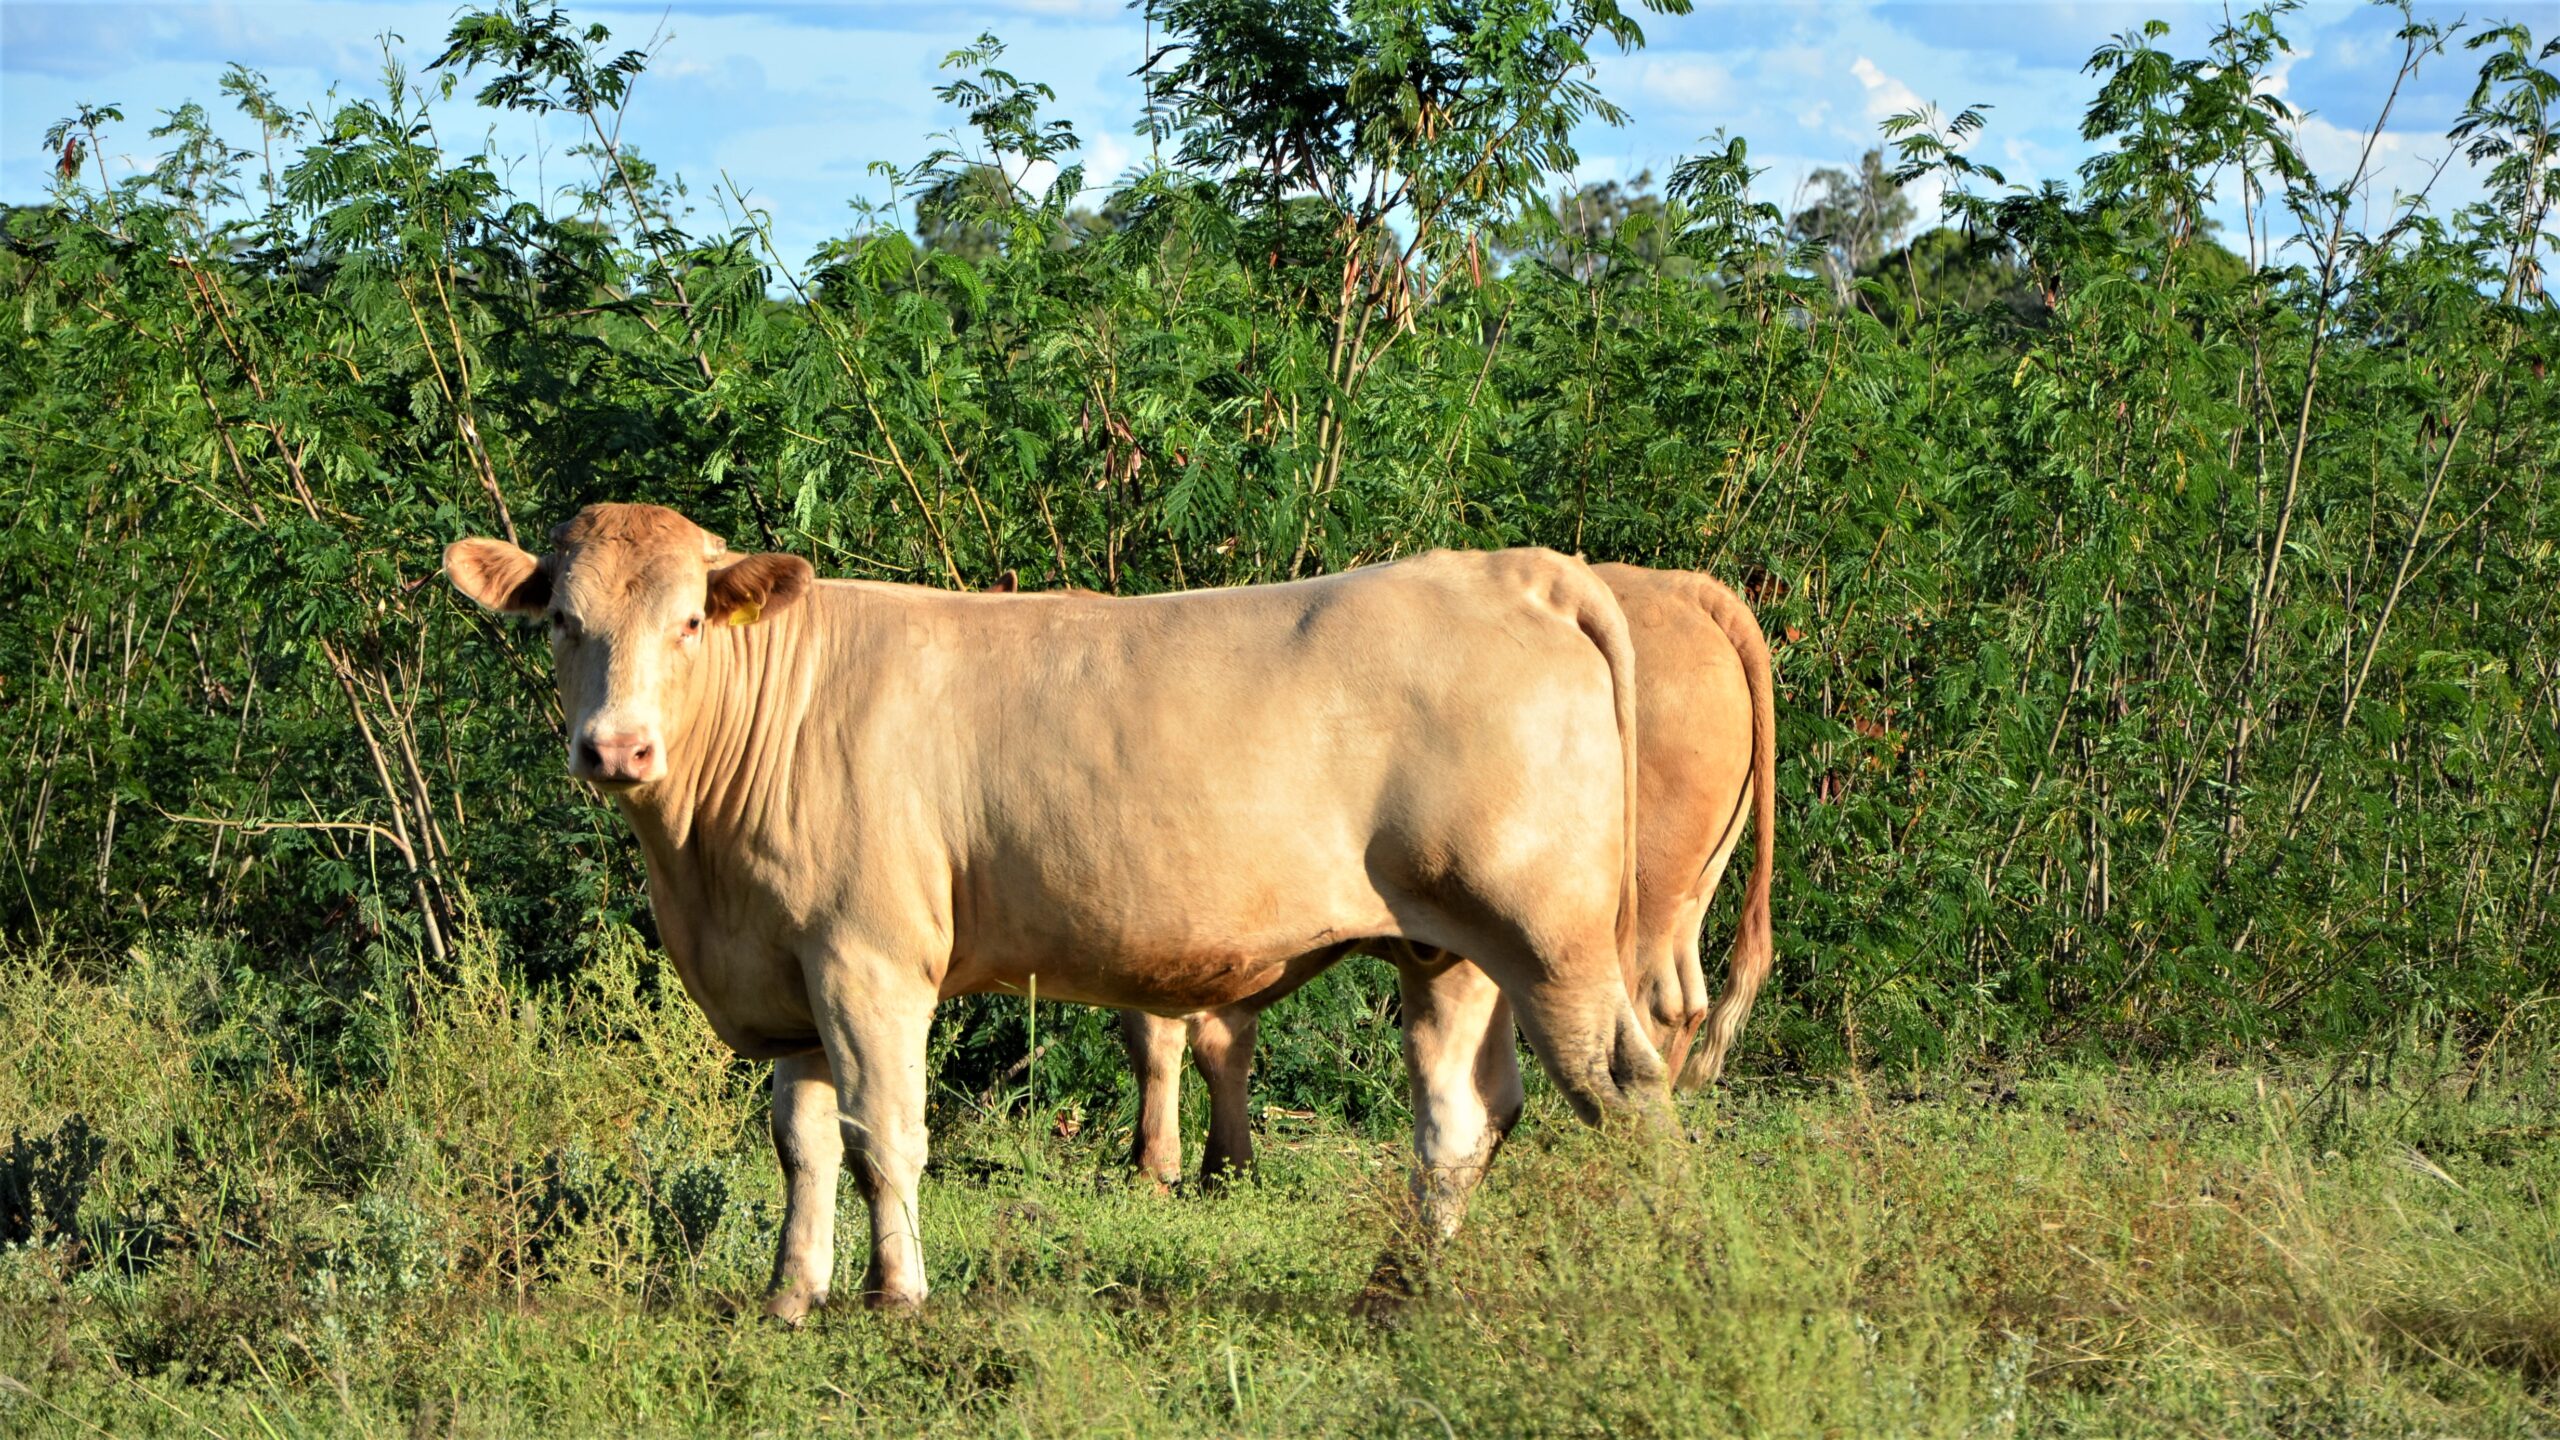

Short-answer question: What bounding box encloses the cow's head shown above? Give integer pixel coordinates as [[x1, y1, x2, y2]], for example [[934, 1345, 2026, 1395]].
[[445, 503, 811, 789]]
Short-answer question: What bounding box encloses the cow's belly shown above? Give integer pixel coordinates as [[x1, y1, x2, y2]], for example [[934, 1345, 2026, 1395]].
[[942, 773, 1423, 1009], [945, 835, 1400, 1012], [943, 930, 1367, 1013]]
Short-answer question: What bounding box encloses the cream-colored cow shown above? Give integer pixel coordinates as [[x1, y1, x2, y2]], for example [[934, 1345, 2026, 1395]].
[[446, 503, 1662, 1318], [1118, 563, 1777, 1187]]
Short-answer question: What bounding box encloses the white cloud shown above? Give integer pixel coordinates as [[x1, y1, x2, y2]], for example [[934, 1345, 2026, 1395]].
[[1630, 57, 1733, 114], [2255, 42, 2304, 103], [2286, 114, 2470, 227], [1890, 166, 1948, 231], [2291, 113, 2403, 183], [2322, 26, 2381, 72], [1849, 56, 1925, 127], [1762, 45, 1831, 82], [1084, 129, 1133, 189]]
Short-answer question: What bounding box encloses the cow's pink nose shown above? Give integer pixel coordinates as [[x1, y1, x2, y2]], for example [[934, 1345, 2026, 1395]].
[[576, 732, 659, 784]]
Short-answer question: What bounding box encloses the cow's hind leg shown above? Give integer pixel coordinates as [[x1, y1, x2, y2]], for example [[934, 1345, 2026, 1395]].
[[809, 957, 939, 1309], [1118, 1010, 1186, 1187], [765, 1049, 842, 1325], [1395, 953, 1525, 1239], [1452, 922, 1664, 1126], [1657, 920, 1712, 1085], [1191, 1004, 1260, 1187]]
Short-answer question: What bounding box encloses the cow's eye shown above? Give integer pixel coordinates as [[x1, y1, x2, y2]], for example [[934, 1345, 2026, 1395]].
[[682, 615, 703, 638]]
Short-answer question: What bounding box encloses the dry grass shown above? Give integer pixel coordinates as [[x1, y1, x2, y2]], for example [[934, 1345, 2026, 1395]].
[[1, 938, 2553, 1436]]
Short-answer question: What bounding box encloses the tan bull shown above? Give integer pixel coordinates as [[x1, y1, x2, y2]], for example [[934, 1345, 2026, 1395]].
[[446, 503, 1663, 1318], [1115, 563, 1777, 1187]]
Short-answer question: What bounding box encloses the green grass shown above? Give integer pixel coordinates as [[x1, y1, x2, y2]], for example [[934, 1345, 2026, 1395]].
[[2, 940, 2554, 1437]]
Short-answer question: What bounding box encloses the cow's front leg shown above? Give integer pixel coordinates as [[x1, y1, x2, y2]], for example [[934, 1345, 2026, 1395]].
[[809, 957, 939, 1309], [765, 1049, 842, 1325], [1118, 1010, 1187, 1186], [1190, 1005, 1260, 1186], [1395, 954, 1524, 1239]]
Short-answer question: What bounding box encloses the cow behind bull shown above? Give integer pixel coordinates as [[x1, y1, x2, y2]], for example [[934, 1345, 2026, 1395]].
[[1118, 561, 1781, 1187]]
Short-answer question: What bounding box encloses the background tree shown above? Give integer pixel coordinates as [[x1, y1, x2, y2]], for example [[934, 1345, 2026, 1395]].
[[1787, 147, 1915, 298], [0, 0, 2551, 1105]]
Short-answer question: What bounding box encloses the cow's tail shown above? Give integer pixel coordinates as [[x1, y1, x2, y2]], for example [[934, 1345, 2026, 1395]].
[[1571, 567, 1660, 1108], [1684, 577, 1778, 1089]]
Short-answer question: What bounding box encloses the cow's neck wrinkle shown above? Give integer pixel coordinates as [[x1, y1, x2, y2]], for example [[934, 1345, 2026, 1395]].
[[616, 605, 818, 862]]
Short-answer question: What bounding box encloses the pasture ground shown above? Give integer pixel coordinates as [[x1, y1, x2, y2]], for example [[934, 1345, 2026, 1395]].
[[1, 942, 2553, 1437]]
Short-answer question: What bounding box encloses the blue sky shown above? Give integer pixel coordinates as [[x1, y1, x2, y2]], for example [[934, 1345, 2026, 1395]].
[[1, 0, 2509, 269]]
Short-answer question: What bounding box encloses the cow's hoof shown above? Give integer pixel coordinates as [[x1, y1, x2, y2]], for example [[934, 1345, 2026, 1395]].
[[861, 1284, 927, 1314], [763, 1281, 828, 1328], [1197, 1156, 1253, 1193], [1352, 1249, 1425, 1328]]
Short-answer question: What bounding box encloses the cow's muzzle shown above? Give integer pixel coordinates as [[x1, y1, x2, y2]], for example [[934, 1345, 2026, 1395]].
[[574, 728, 662, 787]]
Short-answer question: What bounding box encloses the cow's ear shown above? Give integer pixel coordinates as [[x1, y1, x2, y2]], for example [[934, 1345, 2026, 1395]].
[[445, 538, 551, 615], [707, 552, 813, 627], [987, 570, 1020, 594]]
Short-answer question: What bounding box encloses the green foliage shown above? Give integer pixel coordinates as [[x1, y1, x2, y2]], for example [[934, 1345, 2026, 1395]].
[[0, 0, 2554, 1109]]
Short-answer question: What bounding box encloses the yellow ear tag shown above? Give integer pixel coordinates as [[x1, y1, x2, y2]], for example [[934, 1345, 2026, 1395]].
[[728, 601, 763, 627]]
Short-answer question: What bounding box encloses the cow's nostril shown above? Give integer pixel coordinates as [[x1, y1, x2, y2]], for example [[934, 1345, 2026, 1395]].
[[576, 739, 603, 771], [632, 744, 654, 765]]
